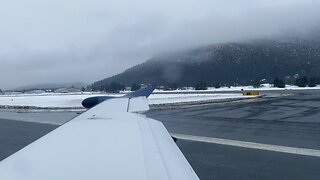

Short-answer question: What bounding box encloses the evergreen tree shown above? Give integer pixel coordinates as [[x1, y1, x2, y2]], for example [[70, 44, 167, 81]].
[[168, 83, 178, 90], [131, 83, 141, 91], [195, 82, 207, 90], [308, 77, 317, 87], [295, 76, 308, 87], [273, 77, 285, 88], [109, 82, 125, 92], [252, 79, 261, 88]]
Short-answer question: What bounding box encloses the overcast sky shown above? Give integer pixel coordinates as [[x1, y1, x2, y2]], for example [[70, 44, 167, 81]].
[[0, 0, 319, 89]]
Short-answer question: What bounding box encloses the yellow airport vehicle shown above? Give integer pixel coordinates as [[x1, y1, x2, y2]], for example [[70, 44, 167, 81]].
[[242, 91, 260, 96]]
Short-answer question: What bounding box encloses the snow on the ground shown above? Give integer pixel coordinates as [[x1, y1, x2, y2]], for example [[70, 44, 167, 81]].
[[0, 93, 120, 108], [148, 93, 251, 105], [225, 84, 320, 91], [3, 83, 318, 109], [0, 92, 252, 109], [152, 84, 320, 93]]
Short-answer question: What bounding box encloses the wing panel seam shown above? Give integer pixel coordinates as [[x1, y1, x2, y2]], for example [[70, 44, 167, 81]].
[[126, 98, 131, 112], [146, 119, 172, 180]]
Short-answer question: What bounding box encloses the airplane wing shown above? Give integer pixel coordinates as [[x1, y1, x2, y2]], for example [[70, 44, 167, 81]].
[[0, 88, 199, 180]]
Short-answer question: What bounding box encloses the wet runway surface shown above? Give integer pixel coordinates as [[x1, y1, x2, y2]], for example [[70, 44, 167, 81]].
[[0, 119, 57, 161], [177, 140, 320, 180], [148, 90, 320, 149], [0, 90, 320, 179], [147, 90, 320, 179]]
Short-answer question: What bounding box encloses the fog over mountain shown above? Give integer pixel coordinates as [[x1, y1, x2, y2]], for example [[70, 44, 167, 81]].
[[1, 0, 320, 89], [90, 38, 320, 90]]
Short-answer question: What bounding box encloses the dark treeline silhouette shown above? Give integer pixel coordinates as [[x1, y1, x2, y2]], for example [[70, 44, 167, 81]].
[[273, 77, 285, 88], [92, 82, 125, 93], [195, 82, 208, 90], [131, 83, 141, 91]]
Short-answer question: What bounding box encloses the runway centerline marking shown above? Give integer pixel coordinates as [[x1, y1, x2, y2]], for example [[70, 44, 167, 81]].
[[171, 133, 320, 157]]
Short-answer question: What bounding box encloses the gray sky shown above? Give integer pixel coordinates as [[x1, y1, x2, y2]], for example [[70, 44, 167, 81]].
[[0, 0, 319, 89]]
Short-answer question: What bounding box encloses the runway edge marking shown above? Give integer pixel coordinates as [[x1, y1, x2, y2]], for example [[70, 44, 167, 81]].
[[171, 133, 320, 157]]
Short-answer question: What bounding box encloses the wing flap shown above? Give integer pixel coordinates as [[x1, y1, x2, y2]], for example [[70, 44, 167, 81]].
[[148, 118, 199, 180], [128, 97, 150, 113]]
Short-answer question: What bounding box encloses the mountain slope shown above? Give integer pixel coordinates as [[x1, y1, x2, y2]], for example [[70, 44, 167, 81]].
[[92, 39, 320, 89]]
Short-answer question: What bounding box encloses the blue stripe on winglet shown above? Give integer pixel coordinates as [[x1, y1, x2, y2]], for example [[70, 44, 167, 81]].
[[124, 86, 155, 98]]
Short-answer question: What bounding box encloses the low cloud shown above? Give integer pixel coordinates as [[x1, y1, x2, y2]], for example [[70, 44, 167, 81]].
[[0, 0, 319, 89]]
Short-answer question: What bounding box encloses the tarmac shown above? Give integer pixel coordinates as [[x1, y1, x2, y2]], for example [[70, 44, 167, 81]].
[[0, 89, 320, 179], [147, 89, 320, 179]]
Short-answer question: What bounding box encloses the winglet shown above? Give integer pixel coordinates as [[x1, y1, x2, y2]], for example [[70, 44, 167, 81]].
[[124, 86, 155, 98], [82, 86, 155, 109]]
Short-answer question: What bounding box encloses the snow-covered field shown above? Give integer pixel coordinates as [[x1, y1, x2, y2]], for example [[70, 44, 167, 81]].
[[0, 94, 118, 109], [0, 92, 253, 110]]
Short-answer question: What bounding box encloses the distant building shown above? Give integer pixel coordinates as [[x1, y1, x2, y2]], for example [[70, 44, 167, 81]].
[[157, 86, 166, 90], [3, 91, 23, 95], [25, 90, 46, 94]]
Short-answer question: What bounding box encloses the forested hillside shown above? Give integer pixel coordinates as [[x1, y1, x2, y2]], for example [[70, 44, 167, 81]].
[[91, 39, 320, 91]]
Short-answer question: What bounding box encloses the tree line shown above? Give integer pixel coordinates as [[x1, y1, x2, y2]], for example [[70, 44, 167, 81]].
[[90, 75, 320, 93], [272, 76, 320, 88]]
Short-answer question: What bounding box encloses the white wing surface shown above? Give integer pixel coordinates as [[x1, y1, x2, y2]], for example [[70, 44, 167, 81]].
[[0, 96, 199, 180]]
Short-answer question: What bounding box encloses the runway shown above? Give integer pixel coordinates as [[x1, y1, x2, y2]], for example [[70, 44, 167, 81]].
[[147, 89, 320, 179], [0, 89, 320, 179], [177, 140, 320, 180], [172, 133, 320, 157], [147, 90, 320, 150], [0, 118, 57, 161]]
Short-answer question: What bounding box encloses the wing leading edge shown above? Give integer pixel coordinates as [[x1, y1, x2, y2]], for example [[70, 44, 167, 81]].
[[0, 88, 199, 180]]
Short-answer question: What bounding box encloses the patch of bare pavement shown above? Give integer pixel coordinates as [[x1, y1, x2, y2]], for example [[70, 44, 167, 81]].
[[0, 119, 58, 161], [0, 90, 319, 179]]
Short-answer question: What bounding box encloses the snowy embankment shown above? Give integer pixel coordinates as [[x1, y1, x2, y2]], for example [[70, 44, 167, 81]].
[[0, 92, 254, 110], [148, 93, 252, 106], [150, 84, 320, 94]]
